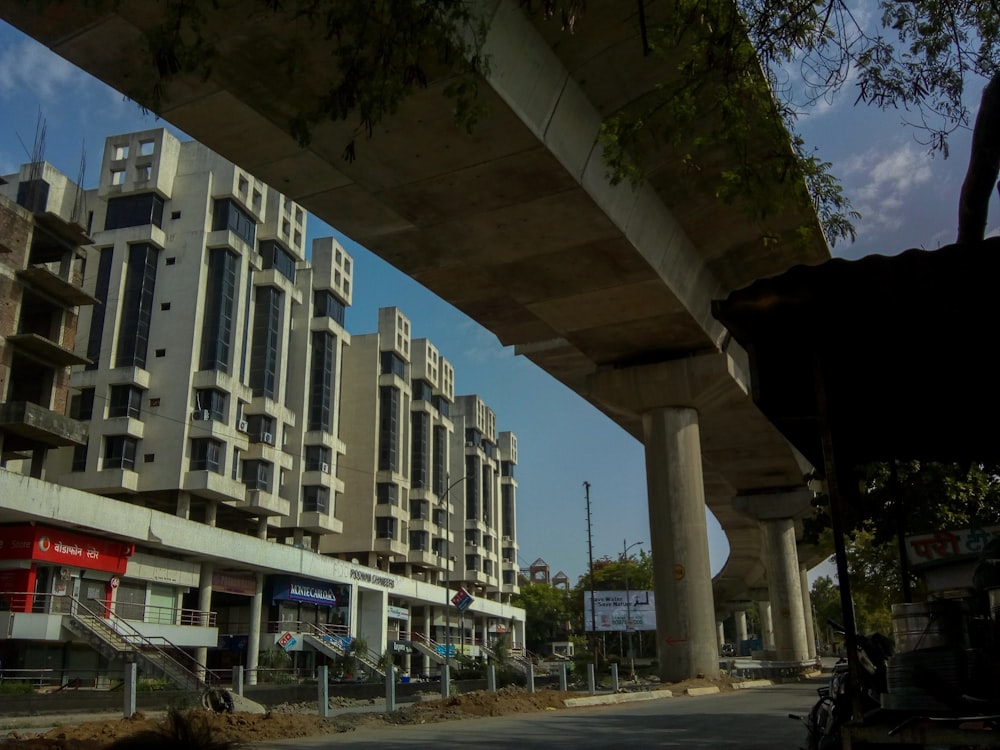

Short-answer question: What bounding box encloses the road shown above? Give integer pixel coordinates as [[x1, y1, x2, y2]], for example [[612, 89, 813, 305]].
[[253, 678, 821, 749]]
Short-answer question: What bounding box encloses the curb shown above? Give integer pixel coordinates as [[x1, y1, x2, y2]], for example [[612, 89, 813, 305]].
[[732, 679, 775, 690], [564, 690, 673, 707], [685, 686, 720, 696]]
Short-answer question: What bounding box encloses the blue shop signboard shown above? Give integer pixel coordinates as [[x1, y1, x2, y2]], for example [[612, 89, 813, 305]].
[[270, 575, 343, 607]]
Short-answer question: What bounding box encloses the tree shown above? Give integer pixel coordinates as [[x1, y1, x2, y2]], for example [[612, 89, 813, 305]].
[[512, 579, 574, 653]]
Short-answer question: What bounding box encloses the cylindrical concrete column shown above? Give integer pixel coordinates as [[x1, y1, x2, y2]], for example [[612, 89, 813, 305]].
[[246, 572, 264, 685], [758, 600, 774, 651], [194, 561, 213, 680], [735, 610, 748, 646], [643, 406, 717, 681], [800, 566, 818, 659], [761, 518, 809, 661], [716, 620, 725, 649]]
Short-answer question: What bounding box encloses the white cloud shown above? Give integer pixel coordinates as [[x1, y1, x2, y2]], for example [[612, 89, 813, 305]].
[[842, 143, 934, 235], [0, 39, 85, 100]]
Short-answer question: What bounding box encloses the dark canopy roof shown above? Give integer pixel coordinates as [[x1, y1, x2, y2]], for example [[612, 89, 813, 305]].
[[712, 237, 1000, 471]]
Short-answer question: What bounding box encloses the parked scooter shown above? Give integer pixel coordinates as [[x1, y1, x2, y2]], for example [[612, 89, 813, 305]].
[[791, 620, 894, 750]]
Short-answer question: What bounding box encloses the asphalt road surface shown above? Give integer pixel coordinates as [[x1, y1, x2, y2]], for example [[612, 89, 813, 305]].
[[252, 677, 822, 749]]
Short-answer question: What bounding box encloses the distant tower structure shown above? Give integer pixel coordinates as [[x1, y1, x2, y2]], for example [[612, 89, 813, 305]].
[[552, 571, 570, 591], [528, 557, 550, 585]]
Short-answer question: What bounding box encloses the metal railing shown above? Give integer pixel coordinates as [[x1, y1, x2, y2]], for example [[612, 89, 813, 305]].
[[0, 591, 216, 627]]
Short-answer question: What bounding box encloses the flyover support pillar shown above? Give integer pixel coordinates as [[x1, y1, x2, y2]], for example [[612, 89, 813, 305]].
[[801, 565, 817, 659], [643, 406, 718, 681], [735, 610, 748, 647]]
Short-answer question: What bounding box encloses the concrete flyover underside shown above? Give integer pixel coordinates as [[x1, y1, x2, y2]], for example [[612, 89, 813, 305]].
[[1, 1, 831, 602]]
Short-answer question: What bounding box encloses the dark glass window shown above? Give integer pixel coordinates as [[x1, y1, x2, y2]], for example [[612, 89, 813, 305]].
[[380, 351, 406, 378], [212, 198, 256, 246], [104, 193, 164, 231], [433, 426, 446, 496], [411, 411, 429, 489], [465, 456, 478, 520], [250, 286, 281, 398], [108, 384, 142, 419], [412, 380, 433, 402], [378, 386, 399, 471], [246, 414, 276, 444], [433, 396, 450, 417], [242, 459, 271, 490], [313, 290, 346, 326], [410, 498, 429, 520], [482, 465, 493, 524], [304, 445, 331, 472], [258, 239, 296, 281], [465, 554, 480, 571], [502, 484, 515, 538], [71, 388, 96, 420], [199, 248, 238, 373], [71, 440, 88, 472], [376, 517, 396, 540], [377, 483, 398, 505], [303, 486, 329, 514], [308, 331, 336, 432], [86, 248, 114, 370], [409, 531, 428, 551], [104, 436, 137, 470], [464, 429, 481, 446], [116, 243, 158, 368], [195, 388, 227, 421], [191, 438, 224, 473], [501, 461, 515, 478]]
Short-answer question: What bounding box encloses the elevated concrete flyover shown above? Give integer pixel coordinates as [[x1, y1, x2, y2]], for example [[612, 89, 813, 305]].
[[1, 0, 831, 679]]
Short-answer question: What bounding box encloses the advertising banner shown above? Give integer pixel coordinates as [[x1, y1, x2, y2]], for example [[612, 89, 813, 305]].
[[582, 590, 657, 632], [0, 524, 131, 574]]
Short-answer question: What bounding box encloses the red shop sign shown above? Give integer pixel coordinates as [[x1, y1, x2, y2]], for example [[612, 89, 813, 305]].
[[0, 525, 131, 575]]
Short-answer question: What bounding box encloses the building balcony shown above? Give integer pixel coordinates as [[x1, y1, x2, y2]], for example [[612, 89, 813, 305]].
[[182, 470, 245, 503], [102, 416, 144, 440], [5, 333, 90, 368], [0, 401, 87, 450], [206, 228, 253, 258], [303, 430, 346, 456], [107, 365, 151, 390], [93, 223, 166, 250], [252, 268, 302, 303], [407, 549, 437, 567], [291, 510, 342, 535], [237, 487, 289, 517], [373, 537, 407, 558], [409, 517, 433, 533], [192, 369, 253, 402], [374, 502, 407, 522], [62, 467, 139, 494], [17, 265, 98, 307], [460, 570, 491, 587], [301, 468, 332, 487]]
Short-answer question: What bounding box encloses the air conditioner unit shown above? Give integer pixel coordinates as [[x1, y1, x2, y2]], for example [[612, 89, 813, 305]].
[[503, 558, 512, 564], [320, 462, 330, 474], [470, 541, 478, 547], [237, 419, 249, 433], [262, 431, 274, 445], [192, 409, 211, 421], [502, 535, 511, 542]]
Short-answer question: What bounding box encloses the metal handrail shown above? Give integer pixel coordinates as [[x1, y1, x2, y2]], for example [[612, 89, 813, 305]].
[[0, 591, 216, 627]]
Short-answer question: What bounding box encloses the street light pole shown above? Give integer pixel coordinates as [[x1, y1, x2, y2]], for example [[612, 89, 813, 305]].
[[442, 473, 468, 680], [622, 539, 643, 681]]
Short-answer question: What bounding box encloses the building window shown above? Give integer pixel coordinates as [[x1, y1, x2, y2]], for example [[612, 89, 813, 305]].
[[380, 351, 406, 378], [501, 461, 515, 478], [502, 485, 515, 538], [313, 290, 346, 326], [71, 388, 96, 420], [410, 498, 429, 520], [465, 554, 480, 572], [190, 438, 224, 473], [466, 456, 479, 520], [71, 440, 88, 472], [104, 193, 164, 230], [108, 384, 143, 419], [247, 414, 276, 444], [199, 248, 238, 373], [376, 517, 397, 540], [104, 436, 137, 470], [250, 286, 281, 398], [433, 425, 446, 495], [195, 388, 227, 421], [303, 486, 329, 514], [409, 531, 428, 551], [412, 380, 433, 402], [411, 411, 429, 489], [258, 239, 296, 282], [242, 459, 272, 490], [377, 483, 398, 505], [212, 198, 256, 247], [378, 386, 399, 471], [433, 395, 450, 417], [308, 331, 336, 432], [304, 445, 331, 472], [86, 248, 114, 370], [115, 243, 158, 368]]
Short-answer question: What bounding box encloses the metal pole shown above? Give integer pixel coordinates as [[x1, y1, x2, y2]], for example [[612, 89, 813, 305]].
[[622, 539, 642, 681], [584, 481, 597, 665], [442, 474, 468, 695]]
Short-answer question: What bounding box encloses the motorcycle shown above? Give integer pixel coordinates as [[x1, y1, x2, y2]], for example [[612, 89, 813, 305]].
[[792, 620, 894, 750]]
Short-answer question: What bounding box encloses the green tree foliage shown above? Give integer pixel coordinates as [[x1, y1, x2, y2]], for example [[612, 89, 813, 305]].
[[512, 579, 574, 653]]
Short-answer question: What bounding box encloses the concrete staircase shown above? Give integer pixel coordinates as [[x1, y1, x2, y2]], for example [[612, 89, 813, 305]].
[[302, 627, 385, 678], [63, 600, 208, 691]]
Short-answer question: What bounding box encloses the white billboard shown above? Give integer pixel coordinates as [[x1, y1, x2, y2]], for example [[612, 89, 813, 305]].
[[583, 590, 656, 632]]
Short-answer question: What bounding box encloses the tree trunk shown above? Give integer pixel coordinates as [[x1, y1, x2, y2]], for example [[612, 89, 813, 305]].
[[958, 71, 1000, 244]]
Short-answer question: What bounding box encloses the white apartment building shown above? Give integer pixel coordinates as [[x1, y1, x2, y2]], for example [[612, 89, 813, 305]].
[[0, 132, 524, 681]]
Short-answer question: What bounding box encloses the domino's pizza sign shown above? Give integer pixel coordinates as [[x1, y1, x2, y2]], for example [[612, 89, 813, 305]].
[[450, 587, 474, 613]]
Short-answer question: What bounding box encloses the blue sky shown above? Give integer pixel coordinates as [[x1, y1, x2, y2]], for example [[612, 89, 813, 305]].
[[0, 18, 988, 587]]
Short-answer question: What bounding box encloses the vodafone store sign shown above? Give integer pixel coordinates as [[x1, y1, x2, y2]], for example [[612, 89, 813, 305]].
[[0, 525, 132, 574]]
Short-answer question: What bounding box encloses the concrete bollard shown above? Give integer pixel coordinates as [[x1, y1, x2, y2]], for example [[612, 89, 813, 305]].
[[587, 663, 596, 695], [385, 665, 396, 712], [527, 662, 535, 693], [317, 666, 330, 718], [559, 662, 568, 691], [611, 663, 619, 693], [232, 665, 244, 696], [487, 664, 497, 693], [441, 663, 450, 698], [123, 663, 137, 718]]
